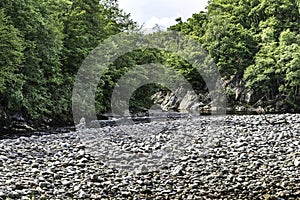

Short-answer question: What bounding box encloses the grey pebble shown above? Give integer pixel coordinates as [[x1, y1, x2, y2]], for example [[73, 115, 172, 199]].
[[0, 114, 299, 199]]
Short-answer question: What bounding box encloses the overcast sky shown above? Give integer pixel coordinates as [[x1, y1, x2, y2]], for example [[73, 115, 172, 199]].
[[118, 0, 208, 29]]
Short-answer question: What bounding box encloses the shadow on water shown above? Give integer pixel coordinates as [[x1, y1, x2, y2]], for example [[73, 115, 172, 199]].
[[0, 127, 76, 140], [0, 110, 200, 139], [0, 110, 296, 140]]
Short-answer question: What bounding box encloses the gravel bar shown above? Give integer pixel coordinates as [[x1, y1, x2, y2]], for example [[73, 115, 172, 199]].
[[0, 114, 299, 199]]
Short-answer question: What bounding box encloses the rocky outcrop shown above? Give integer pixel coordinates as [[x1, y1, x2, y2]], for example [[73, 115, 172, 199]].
[[152, 87, 204, 112], [151, 73, 272, 114], [152, 86, 224, 113], [178, 91, 204, 111]]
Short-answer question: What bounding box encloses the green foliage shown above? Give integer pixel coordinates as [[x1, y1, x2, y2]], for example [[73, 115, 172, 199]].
[[0, 9, 24, 111], [244, 0, 300, 108], [62, 0, 135, 76], [1, 0, 300, 128], [276, 30, 300, 103], [0, 0, 66, 120], [0, 0, 135, 126], [169, 12, 207, 39], [94, 46, 205, 115], [171, 0, 300, 111], [62, 0, 136, 120]]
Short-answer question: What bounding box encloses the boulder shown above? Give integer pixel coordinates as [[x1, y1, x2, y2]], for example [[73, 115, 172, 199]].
[[178, 91, 199, 111]]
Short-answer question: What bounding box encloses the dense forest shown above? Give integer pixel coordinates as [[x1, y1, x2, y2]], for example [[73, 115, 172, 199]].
[[0, 0, 299, 131], [170, 0, 300, 113], [0, 0, 135, 130]]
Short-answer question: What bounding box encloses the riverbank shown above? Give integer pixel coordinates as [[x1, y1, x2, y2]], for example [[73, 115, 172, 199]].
[[0, 114, 299, 199]]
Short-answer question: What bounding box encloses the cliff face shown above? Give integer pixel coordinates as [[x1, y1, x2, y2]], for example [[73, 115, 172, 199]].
[[151, 75, 292, 114]]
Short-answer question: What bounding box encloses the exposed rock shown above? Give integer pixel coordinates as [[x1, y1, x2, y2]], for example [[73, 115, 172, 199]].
[[294, 158, 300, 167], [178, 91, 199, 111]]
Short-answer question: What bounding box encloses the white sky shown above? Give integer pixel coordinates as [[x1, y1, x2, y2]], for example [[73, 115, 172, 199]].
[[118, 0, 208, 29]]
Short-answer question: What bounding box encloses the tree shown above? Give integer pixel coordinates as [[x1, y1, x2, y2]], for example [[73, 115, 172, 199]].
[[169, 0, 300, 111], [62, 0, 135, 76], [244, 17, 280, 101], [169, 12, 208, 40], [244, 0, 300, 109], [276, 30, 300, 109], [0, 0, 136, 125], [62, 0, 136, 119], [0, 9, 24, 115]]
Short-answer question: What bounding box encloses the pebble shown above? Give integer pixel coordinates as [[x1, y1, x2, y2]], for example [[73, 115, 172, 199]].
[[294, 158, 300, 167], [0, 114, 299, 199]]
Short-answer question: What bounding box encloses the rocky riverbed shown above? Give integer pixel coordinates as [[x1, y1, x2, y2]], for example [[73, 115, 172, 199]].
[[0, 114, 299, 199]]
